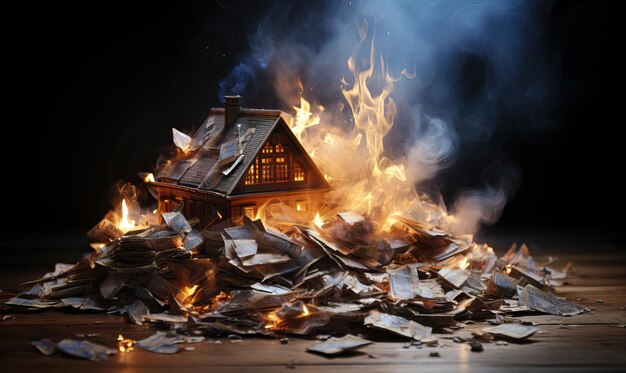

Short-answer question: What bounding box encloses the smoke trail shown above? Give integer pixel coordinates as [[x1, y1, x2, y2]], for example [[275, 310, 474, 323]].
[[217, 20, 274, 101]]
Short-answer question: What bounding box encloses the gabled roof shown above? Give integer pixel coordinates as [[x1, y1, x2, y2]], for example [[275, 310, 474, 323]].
[[156, 107, 329, 196]]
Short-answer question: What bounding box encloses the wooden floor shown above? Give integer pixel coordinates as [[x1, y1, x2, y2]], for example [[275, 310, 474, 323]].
[[1, 236, 625, 372]]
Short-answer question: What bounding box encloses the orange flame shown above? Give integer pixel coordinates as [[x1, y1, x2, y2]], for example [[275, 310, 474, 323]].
[[301, 304, 310, 317], [313, 213, 324, 227], [289, 96, 323, 142], [118, 199, 136, 232], [184, 285, 198, 297], [117, 334, 135, 352]]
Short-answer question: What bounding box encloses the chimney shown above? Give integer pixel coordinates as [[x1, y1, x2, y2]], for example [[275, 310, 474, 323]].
[[224, 95, 242, 127]]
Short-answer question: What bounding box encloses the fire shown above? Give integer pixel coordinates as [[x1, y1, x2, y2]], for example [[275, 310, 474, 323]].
[[118, 199, 136, 232], [301, 304, 310, 317], [285, 23, 416, 223], [289, 96, 323, 142], [117, 334, 134, 352], [264, 311, 280, 330], [144, 173, 155, 183], [184, 285, 198, 297], [458, 256, 470, 270], [313, 213, 324, 227]]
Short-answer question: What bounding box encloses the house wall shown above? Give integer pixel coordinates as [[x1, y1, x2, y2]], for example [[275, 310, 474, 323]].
[[229, 190, 327, 223], [154, 183, 230, 230]]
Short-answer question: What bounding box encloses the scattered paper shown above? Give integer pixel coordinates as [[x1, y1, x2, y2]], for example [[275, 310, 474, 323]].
[[306, 334, 372, 356]]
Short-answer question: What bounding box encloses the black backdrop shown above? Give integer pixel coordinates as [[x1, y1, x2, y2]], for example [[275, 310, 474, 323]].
[[4, 1, 624, 247]]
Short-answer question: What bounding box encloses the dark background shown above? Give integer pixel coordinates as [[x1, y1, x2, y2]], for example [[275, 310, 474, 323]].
[[3, 1, 624, 251]]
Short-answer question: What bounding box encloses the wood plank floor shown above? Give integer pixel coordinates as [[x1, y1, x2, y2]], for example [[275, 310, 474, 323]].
[[1, 238, 625, 372]]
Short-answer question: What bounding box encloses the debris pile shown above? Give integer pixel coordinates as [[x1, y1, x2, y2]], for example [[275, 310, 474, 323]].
[[7, 210, 588, 359]]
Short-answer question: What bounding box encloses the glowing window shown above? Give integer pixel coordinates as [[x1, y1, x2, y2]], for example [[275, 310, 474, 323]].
[[295, 200, 308, 212], [294, 161, 305, 182], [245, 158, 259, 185], [241, 205, 257, 220], [261, 157, 274, 183], [262, 143, 273, 154], [245, 141, 292, 185], [276, 156, 288, 182]]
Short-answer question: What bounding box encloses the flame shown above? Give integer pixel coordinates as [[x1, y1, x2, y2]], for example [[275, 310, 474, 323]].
[[458, 257, 470, 270], [264, 311, 281, 330], [289, 96, 323, 142], [144, 173, 155, 183], [117, 334, 134, 352], [184, 285, 198, 297], [283, 24, 414, 222], [217, 211, 223, 220], [302, 304, 310, 317], [119, 199, 136, 232], [323, 133, 336, 145], [314, 213, 324, 227]]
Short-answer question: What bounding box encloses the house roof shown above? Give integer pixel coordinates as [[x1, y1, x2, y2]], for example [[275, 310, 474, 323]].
[[156, 107, 328, 196]]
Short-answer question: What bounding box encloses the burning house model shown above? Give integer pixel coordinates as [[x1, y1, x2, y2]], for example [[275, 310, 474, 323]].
[[151, 95, 330, 229], [5, 30, 591, 361]]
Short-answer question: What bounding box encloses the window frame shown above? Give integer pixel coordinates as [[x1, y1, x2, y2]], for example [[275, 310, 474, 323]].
[[245, 141, 305, 186]]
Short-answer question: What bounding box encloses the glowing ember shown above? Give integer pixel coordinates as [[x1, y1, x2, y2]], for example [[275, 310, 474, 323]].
[[144, 173, 155, 183], [118, 199, 136, 232], [184, 285, 198, 297], [264, 311, 280, 330], [117, 334, 134, 353], [301, 304, 310, 317]]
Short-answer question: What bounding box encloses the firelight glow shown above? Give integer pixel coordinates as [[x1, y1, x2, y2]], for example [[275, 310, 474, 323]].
[[117, 334, 134, 353], [185, 285, 198, 297], [313, 213, 324, 227], [119, 199, 136, 232]]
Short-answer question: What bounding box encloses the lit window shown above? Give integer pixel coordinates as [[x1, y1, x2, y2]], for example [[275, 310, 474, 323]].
[[241, 205, 257, 220], [276, 156, 288, 182], [262, 143, 273, 154], [261, 157, 274, 183], [245, 141, 292, 185], [295, 200, 308, 212], [245, 158, 259, 185], [294, 161, 305, 182]]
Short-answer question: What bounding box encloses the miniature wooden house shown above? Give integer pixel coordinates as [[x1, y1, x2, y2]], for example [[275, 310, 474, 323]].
[[150, 96, 330, 229]]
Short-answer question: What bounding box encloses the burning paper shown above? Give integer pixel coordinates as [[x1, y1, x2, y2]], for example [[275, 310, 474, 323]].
[[172, 128, 193, 153]]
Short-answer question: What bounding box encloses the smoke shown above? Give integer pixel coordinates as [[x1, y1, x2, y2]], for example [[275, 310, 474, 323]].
[[216, 0, 557, 233], [405, 107, 457, 184], [217, 20, 274, 101]]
